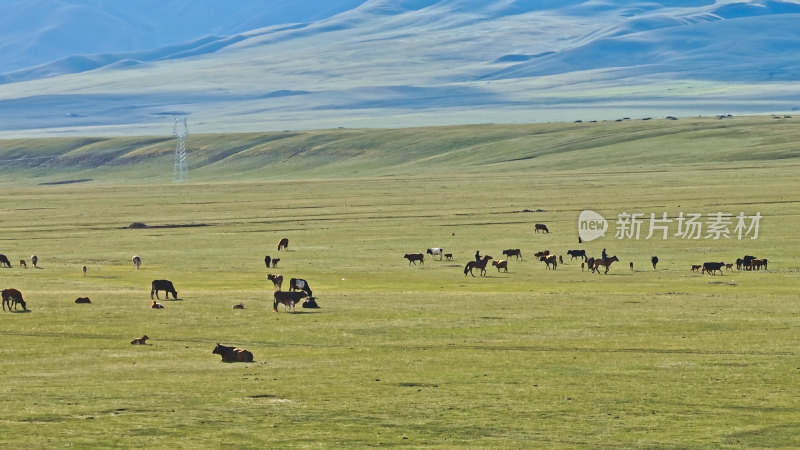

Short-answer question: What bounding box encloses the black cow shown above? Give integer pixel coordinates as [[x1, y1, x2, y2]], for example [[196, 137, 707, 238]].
[[651, 256, 659, 269], [264, 255, 271, 268], [0, 254, 11, 268], [2, 288, 27, 311], [288, 278, 312, 297], [150, 279, 178, 299], [741, 255, 756, 270], [567, 250, 586, 261], [212, 343, 253, 362], [702, 262, 725, 275]]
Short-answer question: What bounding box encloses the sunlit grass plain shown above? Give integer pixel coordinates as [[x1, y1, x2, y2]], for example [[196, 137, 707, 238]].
[[1, 117, 799, 448]]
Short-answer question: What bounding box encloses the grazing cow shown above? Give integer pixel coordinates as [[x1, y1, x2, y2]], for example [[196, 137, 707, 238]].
[[264, 255, 271, 268], [277, 238, 289, 251], [540, 254, 558, 270], [426, 248, 444, 260], [702, 262, 725, 275], [404, 253, 424, 265], [651, 256, 659, 269], [0, 254, 11, 267], [502, 249, 522, 261], [534, 223, 549, 233], [288, 278, 313, 297], [691, 265, 702, 272], [130, 335, 149, 345], [303, 296, 320, 308], [272, 258, 280, 268], [2, 289, 26, 311], [150, 280, 178, 300], [630, 261, 634, 271], [151, 300, 165, 309], [725, 263, 734, 271], [444, 253, 453, 261], [492, 259, 508, 273], [742, 255, 756, 271], [82, 265, 87, 276], [534, 250, 550, 259], [132, 255, 142, 269], [267, 274, 284, 291], [31, 254, 38, 268], [233, 303, 245, 309], [567, 250, 587, 261], [19, 260, 26, 268], [213, 343, 253, 362], [273, 290, 309, 313], [750, 258, 767, 270], [74, 297, 91, 304]]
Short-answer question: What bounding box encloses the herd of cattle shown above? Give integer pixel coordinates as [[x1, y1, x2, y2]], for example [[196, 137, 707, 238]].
[[403, 246, 769, 278], [1, 237, 319, 363]]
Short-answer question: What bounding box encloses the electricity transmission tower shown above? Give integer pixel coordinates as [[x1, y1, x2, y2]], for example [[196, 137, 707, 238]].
[[172, 118, 189, 183]]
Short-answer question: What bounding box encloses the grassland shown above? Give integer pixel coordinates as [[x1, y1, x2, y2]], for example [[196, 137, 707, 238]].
[[0, 116, 799, 448]]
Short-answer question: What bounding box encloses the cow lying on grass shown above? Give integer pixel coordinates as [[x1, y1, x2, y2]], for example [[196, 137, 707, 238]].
[[74, 297, 91, 304], [131, 335, 149, 345], [213, 343, 253, 362]]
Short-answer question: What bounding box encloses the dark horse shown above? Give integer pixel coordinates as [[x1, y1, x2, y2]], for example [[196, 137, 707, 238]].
[[464, 255, 492, 277], [591, 255, 619, 274]]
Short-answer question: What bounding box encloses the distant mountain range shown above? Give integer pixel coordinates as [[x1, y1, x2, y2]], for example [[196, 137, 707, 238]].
[[1, 0, 799, 137]]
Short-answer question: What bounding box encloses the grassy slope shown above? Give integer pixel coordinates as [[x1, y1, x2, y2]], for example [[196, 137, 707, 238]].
[[0, 116, 799, 448], [1, 115, 799, 185]]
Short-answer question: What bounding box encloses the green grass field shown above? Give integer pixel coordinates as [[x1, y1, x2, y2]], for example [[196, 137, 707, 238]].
[[1, 116, 799, 448]]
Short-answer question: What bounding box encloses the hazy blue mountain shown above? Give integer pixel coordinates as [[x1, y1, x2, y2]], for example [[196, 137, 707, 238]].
[[0, 0, 367, 72], [1, 0, 799, 136]]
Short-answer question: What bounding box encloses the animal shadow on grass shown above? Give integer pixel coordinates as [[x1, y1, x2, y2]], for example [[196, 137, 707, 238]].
[[11, 309, 32, 314]]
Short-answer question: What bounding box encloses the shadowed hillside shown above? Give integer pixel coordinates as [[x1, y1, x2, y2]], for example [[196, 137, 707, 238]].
[[0, 115, 797, 185]]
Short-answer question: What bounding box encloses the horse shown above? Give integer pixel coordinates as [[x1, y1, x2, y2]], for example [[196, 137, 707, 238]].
[[591, 255, 619, 274], [132, 255, 142, 269], [2, 289, 27, 311], [277, 238, 289, 251], [213, 343, 253, 362], [404, 253, 424, 265], [464, 255, 492, 277], [534, 223, 549, 233], [502, 249, 522, 260]]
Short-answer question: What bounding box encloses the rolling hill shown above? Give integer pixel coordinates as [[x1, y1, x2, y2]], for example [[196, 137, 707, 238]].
[[1, 0, 800, 137], [0, 115, 797, 185]]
